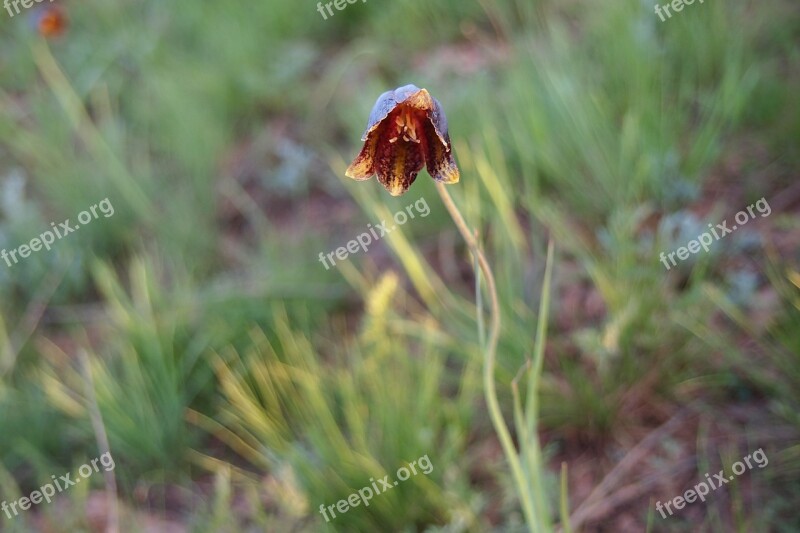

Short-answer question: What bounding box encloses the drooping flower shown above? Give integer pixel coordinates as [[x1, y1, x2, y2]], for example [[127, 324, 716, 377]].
[[346, 84, 459, 196]]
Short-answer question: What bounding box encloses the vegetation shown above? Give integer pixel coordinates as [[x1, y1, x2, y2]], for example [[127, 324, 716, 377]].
[[0, 0, 797, 530]]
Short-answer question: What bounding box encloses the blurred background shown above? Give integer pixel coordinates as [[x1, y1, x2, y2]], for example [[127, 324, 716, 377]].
[[0, 0, 798, 531]]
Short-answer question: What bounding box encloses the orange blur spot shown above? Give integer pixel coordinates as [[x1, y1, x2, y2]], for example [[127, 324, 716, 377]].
[[38, 6, 67, 38]]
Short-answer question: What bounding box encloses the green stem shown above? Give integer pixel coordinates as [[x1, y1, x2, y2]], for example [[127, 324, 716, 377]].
[[434, 182, 537, 531]]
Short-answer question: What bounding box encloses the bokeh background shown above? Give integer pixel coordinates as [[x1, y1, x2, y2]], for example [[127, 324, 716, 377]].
[[0, 0, 798, 531]]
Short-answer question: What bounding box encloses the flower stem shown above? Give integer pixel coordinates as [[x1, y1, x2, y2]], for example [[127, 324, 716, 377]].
[[434, 182, 538, 530]]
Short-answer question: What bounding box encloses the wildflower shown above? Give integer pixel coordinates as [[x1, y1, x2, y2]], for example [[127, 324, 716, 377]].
[[31, 5, 67, 38], [346, 84, 459, 196]]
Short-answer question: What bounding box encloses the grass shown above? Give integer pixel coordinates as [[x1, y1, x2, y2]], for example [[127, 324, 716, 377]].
[[0, 0, 798, 530]]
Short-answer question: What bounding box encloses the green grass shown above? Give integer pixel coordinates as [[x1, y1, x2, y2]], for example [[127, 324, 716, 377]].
[[0, 0, 798, 530]]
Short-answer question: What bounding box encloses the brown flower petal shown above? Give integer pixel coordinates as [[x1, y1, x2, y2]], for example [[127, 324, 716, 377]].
[[346, 122, 383, 180], [422, 121, 459, 184], [374, 125, 425, 196]]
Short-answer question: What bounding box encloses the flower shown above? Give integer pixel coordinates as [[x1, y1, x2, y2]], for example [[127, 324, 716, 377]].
[[346, 84, 459, 196], [31, 5, 68, 38]]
